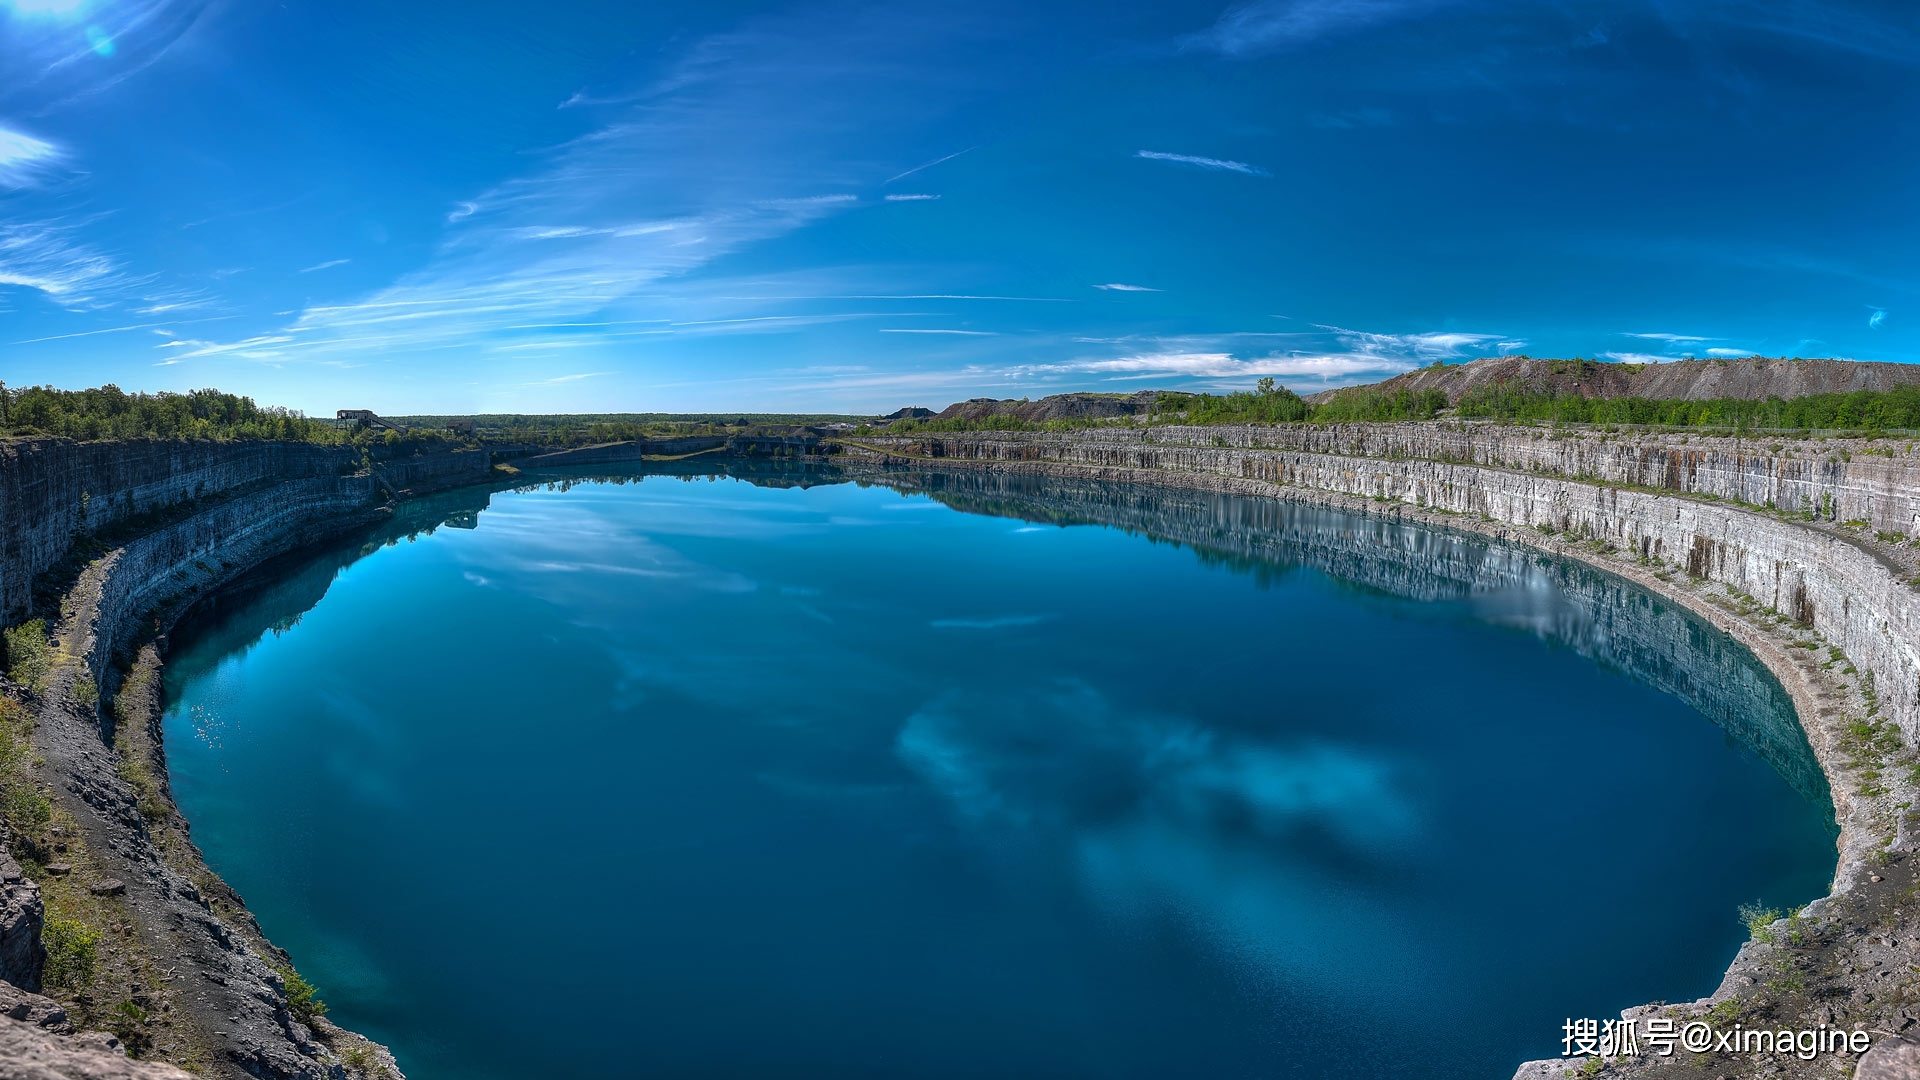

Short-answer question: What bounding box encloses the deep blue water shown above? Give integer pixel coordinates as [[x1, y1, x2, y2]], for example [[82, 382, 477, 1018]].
[[161, 470, 1835, 1080]]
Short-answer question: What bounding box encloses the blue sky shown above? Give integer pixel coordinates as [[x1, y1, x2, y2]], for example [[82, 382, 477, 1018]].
[[0, 0, 1916, 414]]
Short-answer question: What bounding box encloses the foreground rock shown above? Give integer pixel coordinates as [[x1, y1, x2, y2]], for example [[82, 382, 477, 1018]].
[[0, 1010, 194, 1079]]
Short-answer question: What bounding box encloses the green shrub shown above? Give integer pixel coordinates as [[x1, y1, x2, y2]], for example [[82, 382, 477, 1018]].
[[1310, 386, 1448, 422], [279, 966, 327, 1024], [42, 915, 99, 991], [2, 785, 51, 831], [1738, 901, 1788, 943], [2, 621, 50, 694]]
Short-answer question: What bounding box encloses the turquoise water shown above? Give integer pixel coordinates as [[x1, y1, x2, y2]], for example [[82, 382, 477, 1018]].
[[162, 469, 1835, 1079]]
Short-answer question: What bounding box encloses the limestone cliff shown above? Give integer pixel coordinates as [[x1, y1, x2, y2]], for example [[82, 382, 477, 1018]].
[[835, 422, 1920, 1079], [0, 437, 488, 1079]]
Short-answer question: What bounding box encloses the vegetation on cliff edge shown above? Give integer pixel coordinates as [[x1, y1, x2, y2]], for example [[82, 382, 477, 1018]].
[[1455, 384, 1920, 431]]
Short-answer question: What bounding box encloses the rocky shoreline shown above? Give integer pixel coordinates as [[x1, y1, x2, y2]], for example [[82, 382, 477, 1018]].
[[0, 440, 488, 1078], [6, 422, 1920, 1077], [835, 425, 1920, 1079]]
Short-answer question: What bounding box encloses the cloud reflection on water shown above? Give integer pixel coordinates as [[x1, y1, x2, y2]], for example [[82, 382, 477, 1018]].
[[897, 679, 1436, 998]]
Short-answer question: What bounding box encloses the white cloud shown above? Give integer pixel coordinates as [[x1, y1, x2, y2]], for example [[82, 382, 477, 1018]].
[[0, 126, 62, 188], [1135, 150, 1269, 176], [1600, 352, 1675, 364], [1182, 0, 1439, 57], [299, 258, 350, 273], [1869, 308, 1887, 329], [884, 193, 940, 201], [1625, 332, 1710, 343], [0, 221, 128, 305], [1706, 347, 1751, 358], [1094, 283, 1161, 292], [1011, 326, 1503, 389], [880, 328, 996, 335], [171, 11, 970, 367]]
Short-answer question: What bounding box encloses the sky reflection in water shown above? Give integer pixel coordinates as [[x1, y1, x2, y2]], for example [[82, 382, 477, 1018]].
[[161, 472, 1836, 1080]]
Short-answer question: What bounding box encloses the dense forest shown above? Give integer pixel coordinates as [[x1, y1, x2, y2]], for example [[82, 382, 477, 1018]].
[[0, 383, 350, 443]]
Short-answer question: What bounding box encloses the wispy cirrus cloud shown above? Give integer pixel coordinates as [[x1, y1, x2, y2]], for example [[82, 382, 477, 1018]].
[[298, 258, 349, 273], [1094, 283, 1161, 292], [1182, 0, 1442, 58], [1703, 0, 1920, 66], [169, 7, 1011, 369], [0, 220, 131, 306], [7, 0, 212, 108], [1625, 332, 1710, 343], [0, 126, 62, 188], [1135, 150, 1269, 176], [884, 193, 940, 202]]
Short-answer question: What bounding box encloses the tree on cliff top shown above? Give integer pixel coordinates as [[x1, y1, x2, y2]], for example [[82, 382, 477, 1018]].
[[0, 383, 351, 443]]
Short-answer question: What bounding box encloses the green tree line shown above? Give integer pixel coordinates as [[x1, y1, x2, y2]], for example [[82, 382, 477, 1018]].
[[887, 380, 1920, 434], [1454, 385, 1920, 431], [0, 383, 350, 443]]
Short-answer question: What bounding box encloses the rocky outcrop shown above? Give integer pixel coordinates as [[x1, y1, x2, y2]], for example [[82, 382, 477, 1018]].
[[1303, 355, 1920, 404], [0, 1012, 193, 1079], [0, 849, 44, 994]]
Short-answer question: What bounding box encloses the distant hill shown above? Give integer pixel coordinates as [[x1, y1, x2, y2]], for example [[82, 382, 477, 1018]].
[[931, 391, 1163, 423], [1304, 357, 1920, 405]]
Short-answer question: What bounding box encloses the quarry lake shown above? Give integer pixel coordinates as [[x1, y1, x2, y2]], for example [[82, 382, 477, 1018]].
[[159, 467, 1836, 1080]]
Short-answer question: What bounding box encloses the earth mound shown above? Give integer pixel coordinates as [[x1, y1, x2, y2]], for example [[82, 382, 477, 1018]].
[[1304, 356, 1920, 405]]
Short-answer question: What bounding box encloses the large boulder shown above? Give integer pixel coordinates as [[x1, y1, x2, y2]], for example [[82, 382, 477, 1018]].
[[0, 850, 44, 993]]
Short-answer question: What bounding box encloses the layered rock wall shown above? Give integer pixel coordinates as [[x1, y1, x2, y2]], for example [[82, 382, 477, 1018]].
[[0, 439, 490, 627], [877, 467, 1827, 805], [859, 425, 1920, 743], [0, 440, 358, 624]]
